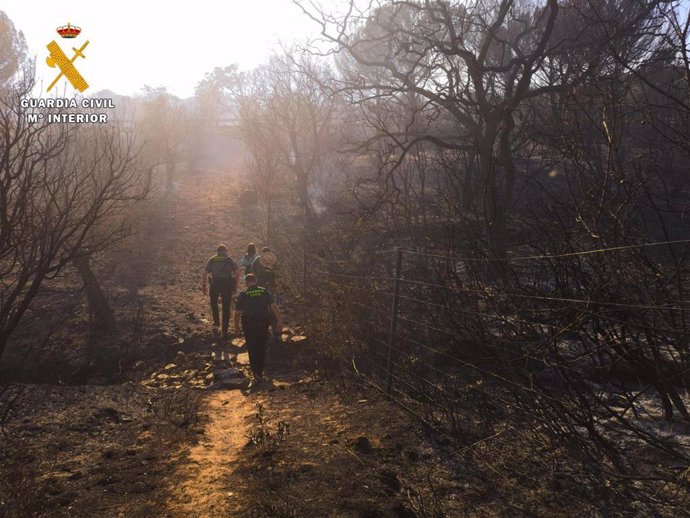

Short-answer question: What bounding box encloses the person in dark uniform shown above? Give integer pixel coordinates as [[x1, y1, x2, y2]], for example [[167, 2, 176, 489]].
[[201, 244, 240, 339], [233, 273, 283, 387]]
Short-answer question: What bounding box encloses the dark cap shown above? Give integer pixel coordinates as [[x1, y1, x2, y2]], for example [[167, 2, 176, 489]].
[[245, 273, 257, 284]]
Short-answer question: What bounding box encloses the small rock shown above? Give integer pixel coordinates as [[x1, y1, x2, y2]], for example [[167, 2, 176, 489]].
[[209, 368, 246, 390], [352, 436, 374, 454], [216, 368, 243, 379], [378, 468, 401, 494]]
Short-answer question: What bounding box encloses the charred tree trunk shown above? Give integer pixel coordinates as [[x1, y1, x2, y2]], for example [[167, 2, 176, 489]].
[[72, 254, 115, 335]]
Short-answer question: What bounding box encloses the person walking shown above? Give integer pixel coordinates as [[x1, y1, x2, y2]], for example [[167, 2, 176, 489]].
[[233, 273, 283, 387], [251, 247, 277, 292], [240, 242, 258, 276], [201, 244, 240, 339], [251, 247, 280, 329]]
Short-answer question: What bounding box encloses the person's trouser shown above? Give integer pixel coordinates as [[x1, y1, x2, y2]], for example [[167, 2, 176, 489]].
[[210, 278, 234, 335], [263, 282, 278, 331], [242, 315, 270, 377]]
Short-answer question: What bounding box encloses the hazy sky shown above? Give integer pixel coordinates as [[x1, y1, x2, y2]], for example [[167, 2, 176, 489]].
[[2, 0, 321, 98]]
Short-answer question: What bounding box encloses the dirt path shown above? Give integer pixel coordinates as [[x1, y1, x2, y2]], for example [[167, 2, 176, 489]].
[[0, 168, 275, 518], [150, 169, 263, 516], [164, 390, 252, 516], [0, 167, 464, 518]]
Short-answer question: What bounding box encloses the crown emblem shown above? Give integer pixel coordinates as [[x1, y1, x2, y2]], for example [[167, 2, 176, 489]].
[[56, 22, 81, 39]]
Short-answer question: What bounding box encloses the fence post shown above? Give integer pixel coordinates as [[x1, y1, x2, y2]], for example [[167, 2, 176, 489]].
[[386, 248, 403, 397]]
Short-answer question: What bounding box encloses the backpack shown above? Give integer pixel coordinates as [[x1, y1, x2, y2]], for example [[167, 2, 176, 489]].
[[253, 259, 276, 288], [208, 255, 238, 290]]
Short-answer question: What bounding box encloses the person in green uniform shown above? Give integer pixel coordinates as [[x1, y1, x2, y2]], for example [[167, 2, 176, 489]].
[[201, 244, 240, 339], [234, 273, 283, 386]]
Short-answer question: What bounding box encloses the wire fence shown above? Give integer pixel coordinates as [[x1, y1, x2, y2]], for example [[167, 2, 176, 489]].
[[269, 226, 690, 443], [255, 198, 690, 512]]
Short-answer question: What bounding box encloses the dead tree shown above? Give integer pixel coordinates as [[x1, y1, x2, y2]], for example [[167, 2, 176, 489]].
[[138, 87, 190, 193], [0, 76, 148, 357], [289, 2, 689, 512], [210, 53, 338, 243]]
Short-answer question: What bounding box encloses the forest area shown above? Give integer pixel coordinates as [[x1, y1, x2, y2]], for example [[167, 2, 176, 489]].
[[1, 0, 690, 516]]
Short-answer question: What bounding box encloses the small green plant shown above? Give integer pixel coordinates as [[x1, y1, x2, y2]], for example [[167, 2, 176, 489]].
[[246, 403, 290, 454]]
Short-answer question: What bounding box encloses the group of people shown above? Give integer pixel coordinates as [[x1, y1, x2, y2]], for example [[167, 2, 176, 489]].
[[201, 243, 282, 387]]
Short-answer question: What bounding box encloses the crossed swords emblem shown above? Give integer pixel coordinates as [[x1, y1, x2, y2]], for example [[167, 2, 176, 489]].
[[46, 40, 90, 93]]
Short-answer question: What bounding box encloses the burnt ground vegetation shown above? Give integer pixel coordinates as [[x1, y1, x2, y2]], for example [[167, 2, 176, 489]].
[[0, 171, 472, 518], [3, 1, 690, 516], [1, 167, 685, 518]]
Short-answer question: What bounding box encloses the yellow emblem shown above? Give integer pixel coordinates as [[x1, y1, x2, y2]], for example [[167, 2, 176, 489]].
[[46, 40, 89, 93]]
